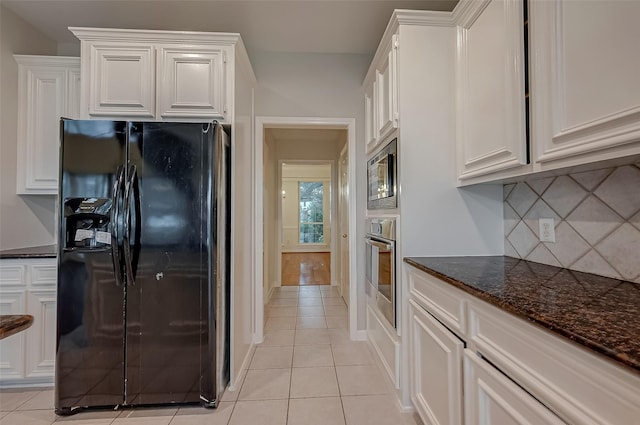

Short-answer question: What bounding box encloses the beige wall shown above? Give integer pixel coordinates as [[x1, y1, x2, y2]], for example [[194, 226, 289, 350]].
[[252, 51, 368, 327], [0, 5, 58, 250]]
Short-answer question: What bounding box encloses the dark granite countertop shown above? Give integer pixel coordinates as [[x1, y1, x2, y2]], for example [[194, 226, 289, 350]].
[[0, 315, 34, 339], [0, 245, 57, 259], [404, 256, 640, 375]]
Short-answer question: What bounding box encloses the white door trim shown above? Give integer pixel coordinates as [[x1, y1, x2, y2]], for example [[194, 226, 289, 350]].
[[254, 116, 358, 343]]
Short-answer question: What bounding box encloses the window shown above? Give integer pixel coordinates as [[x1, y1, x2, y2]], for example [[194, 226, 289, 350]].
[[299, 181, 324, 243]]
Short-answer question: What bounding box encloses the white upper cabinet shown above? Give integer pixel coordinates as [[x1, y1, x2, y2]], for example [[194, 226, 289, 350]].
[[15, 55, 80, 195], [363, 33, 398, 153], [456, 0, 640, 185], [530, 0, 640, 169], [455, 0, 527, 181], [87, 43, 155, 117], [376, 35, 399, 143], [70, 28, 241, 123], [156, 45, 226, 119]]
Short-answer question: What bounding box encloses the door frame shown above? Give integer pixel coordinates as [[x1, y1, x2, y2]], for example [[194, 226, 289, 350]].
[[338, 143, 349, 304], [254, 116, 357, 343]]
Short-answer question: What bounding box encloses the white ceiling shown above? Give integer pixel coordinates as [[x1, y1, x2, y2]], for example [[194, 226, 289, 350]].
[[2, 0, 458, 56]]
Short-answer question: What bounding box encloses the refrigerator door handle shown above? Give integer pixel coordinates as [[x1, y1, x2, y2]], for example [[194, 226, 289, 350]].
[[111, 165, 125, 287], [123, 164, 138, 286]]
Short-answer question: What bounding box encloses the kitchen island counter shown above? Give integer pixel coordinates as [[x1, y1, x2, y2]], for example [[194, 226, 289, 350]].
[[0, 315, 34, 339], [405, 256, 640, 374]]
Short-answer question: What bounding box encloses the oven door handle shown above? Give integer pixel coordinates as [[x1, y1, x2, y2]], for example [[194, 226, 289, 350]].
[[365, 239, 392, 251]]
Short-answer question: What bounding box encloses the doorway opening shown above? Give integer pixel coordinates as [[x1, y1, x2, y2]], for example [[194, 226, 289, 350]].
[[280, 161, 333, 286], [253, 117, 357, 343]]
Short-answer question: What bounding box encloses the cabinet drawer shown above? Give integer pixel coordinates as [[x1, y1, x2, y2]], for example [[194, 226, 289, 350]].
[[407, 266, 466, 337], [0, 264, 26, 288], [467, 300, 640, 425], [464, 350, 565, 425], [29, 263, 57, 287]]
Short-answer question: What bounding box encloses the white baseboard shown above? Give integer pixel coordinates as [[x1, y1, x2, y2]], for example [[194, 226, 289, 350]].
[[282, 248, 331, 253], [229, 343, 255, 391], [0, 378, 54, 389], [352, 329, 368, 341]]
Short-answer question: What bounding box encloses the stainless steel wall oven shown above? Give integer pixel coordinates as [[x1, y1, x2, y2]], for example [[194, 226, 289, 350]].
[[365, 217, 396, 328]]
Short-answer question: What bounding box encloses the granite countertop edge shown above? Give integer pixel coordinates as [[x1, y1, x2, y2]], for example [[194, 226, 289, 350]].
[[0, 245, 57, 259], [404, 257, 640, 375]]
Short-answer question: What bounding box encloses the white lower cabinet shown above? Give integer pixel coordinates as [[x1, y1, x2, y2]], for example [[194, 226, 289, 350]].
[[464, 350, 564, 425], [0, 258, 57, 386], [407, 264, 640, 425], [409, 299, 464, 425]]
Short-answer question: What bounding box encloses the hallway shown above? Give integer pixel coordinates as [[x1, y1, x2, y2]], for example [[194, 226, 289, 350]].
[[222, 285, 420, 425]]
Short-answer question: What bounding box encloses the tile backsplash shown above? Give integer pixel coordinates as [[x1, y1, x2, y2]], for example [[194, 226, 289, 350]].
[[504, 164, 640, 284]]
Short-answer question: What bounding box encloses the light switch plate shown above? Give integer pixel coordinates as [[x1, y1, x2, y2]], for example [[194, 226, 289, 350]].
[[539, 218, 555, 242]]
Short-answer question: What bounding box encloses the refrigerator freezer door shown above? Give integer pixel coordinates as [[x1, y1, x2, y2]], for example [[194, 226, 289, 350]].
[[124, 122, 212, 405], [56, 120, 128, 413]]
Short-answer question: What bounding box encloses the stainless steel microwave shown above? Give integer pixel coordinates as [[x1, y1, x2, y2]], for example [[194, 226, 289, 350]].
[[367, 138, 397, 210]]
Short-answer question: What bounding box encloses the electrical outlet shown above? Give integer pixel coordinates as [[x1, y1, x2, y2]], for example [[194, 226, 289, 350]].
[[539, 218, 555, 242]]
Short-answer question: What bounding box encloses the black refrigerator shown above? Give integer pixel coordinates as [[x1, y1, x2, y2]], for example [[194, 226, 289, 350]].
[[55, 120, 230, 415]]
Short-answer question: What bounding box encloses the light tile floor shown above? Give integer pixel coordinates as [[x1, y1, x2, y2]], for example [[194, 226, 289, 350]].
[[0, 285, 420, 425]]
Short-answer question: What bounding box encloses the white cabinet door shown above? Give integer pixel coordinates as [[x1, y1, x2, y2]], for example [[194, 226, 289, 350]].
[[456, 0, 527, 181], [88, 43, 155, 117], [376, 35, 399, 142], [364, 82, 377, 152], [15, 56, 80, 195], [0, 291, 27, 381], [157, 46, 226, 119], [25, 289, 56, 379], [530, 0, 640, 168], [0, 263, 27, 382], [409, 299, 464, 425], [464, 350, 565, 425]]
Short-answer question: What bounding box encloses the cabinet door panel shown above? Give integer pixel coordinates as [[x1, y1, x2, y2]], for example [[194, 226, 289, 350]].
[[376, 35, 398, 141], [157, 46, 225, 119], [89, 44, 155, 117], [67, 68, 82, 119], [531, 1, 640, 166], [16, 65, 66, 194], [456, 0, 527, 180], [0, 291, 27, 381], [25, 290, 56, 378], [409, 299, 464, 425], [365, 83, 377, 152], [15, 56, 80, 195], [464, 350, 565, 425]]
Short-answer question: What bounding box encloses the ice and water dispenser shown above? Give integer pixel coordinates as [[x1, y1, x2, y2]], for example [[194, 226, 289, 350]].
[[63, 197, 112, 249]]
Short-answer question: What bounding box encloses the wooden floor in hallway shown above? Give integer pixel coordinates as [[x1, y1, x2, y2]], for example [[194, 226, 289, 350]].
[[281, 252, 330, 286]]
